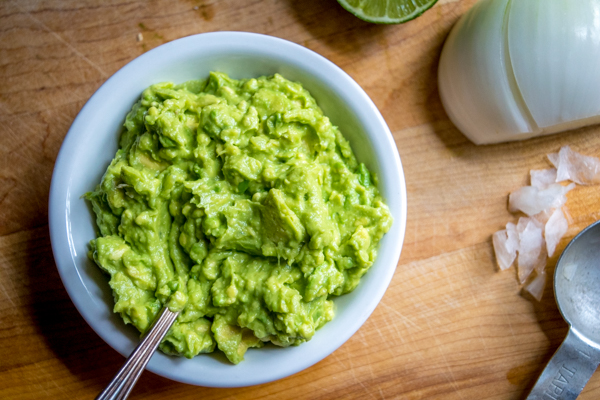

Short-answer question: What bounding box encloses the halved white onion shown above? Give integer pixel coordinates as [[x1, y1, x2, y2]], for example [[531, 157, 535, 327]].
[[439, 0, 600, 144]]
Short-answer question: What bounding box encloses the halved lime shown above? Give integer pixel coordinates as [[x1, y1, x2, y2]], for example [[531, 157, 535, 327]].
[[337, 0, 438, 24]]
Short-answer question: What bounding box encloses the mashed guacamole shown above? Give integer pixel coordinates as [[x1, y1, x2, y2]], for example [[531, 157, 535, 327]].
[[87, 72, 392, 364]]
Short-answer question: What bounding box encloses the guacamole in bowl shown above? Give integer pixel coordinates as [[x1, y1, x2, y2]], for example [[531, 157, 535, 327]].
[[87, 72, 392, 364], [49, 32, 406, 386]]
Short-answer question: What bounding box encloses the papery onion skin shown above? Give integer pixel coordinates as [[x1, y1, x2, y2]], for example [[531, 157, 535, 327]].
[[516, 217, 545, 283], [524, 271, 546, 302], [493, 225, 518, 270], [549, 145, 600, 185], [439, 0, 600, 145], [508, 183, 574, 217], [530, 169, 557, 189], [545, 208, 568, 257]]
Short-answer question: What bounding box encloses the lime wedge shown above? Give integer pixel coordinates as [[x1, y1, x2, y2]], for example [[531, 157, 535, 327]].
[[337, 0, 438, 24]]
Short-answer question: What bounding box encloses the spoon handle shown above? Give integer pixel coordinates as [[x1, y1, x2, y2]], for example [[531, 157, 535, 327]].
[[96, 307, 179, 400], [526, 329, 600, 400]]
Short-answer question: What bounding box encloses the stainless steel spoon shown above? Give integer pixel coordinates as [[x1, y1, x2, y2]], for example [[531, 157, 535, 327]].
[[526, 220, 600, 400], [96, 307, 179, 400]]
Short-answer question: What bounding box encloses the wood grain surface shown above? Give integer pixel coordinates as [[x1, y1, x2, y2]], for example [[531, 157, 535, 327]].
[[2, 0, 600, 398]]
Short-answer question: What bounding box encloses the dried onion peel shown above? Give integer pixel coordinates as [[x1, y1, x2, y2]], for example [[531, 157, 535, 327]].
[[493, 146, 600, 300]]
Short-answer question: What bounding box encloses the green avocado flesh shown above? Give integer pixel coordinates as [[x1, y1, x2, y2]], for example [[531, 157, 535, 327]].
[[86, 72, 393, 364]]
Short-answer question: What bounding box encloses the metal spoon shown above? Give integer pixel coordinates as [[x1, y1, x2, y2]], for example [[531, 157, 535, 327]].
[[96, 307, 179, 400], [526, 220, 600, 400]]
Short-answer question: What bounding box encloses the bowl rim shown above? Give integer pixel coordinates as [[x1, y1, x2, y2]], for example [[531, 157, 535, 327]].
[[48, 31, 407, 387]]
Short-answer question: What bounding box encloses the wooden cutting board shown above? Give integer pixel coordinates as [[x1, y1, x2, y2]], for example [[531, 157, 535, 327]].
[[2, 0, 600, 398]]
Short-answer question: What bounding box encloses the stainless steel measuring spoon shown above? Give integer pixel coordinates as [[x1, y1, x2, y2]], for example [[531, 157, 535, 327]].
[[526, 220, 600, 400]]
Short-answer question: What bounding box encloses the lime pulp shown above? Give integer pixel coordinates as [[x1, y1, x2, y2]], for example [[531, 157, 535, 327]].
[[337, 0, 439, 24]]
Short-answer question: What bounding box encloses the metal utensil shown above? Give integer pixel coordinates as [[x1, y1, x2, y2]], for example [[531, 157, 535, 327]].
[[526, 220, 600, 400], [96, 307, 179, 400]]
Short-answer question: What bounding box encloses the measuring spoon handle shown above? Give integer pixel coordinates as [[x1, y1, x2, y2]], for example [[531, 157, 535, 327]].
[[526, 329, 600, 400]]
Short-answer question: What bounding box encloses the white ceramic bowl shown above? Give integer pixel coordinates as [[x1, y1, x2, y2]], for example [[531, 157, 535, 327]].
[[48, 32, 407, 388]]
